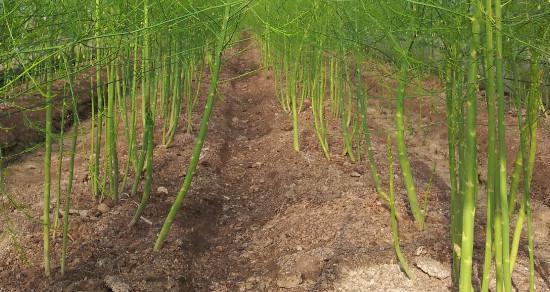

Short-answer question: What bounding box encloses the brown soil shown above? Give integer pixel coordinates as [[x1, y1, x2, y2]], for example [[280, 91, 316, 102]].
[[1, 39, 549, 291]]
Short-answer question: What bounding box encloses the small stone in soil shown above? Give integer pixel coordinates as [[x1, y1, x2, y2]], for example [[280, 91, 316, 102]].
[[104, 275, 131, 292], [281, 124, 293, 131], [295, 254, 322, 280], [350, 171, 361, 178], [96, 258, 114, 270], [157, 186, 169, 195], [276, 271, 303, 288], [97, 203, 110, 214], [284, 189, 296, 198], [78, 209, 90, 218], [415, 256, 451, 279], [26, 163, 38, 170], [250, 162, 263, 168]]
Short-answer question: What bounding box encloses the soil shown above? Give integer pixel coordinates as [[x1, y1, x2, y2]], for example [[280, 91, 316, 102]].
[[0, 38, 549, 291]]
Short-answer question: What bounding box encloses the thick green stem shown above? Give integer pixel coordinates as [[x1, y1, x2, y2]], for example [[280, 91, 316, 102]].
[[108, 62, 119, 201], [129, 41, 139, 172], [154, 4, 231, 251], [141, 0, 150, 129], [494, 2, 511, 291], [131, 0, 151, 197], [481, 1, 497, 289], [93, 0, 103, 200], [459, 1, 481, 290], [446, 57, 461, 284], [395, 62, 424, 229], [357, 63, 387, 202], [311, 57, 329, 159], [165, 58, 183, 147], [117, 56, 131, 193], [291, 66, 300, 152], [524, 55, 540, 292]]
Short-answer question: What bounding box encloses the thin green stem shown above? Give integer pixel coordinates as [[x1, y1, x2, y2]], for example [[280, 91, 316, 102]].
[[387, 135, 413, 279], [61, 52, 79, 275], [42, 50, 54, 278]]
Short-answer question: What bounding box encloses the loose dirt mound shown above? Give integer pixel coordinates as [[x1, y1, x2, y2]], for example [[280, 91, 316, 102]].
[[1, 40, 549, 291]]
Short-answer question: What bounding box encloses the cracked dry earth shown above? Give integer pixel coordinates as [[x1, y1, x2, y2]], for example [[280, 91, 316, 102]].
[[1, 39, 549, 291]]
